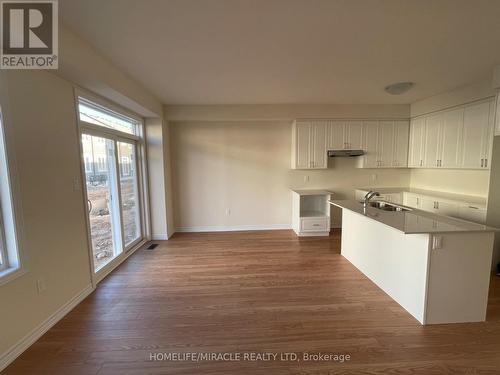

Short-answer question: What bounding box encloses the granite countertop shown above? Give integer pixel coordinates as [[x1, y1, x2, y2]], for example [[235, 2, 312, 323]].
[[355, 187, 487, 207], [330, 199, 498, 234]]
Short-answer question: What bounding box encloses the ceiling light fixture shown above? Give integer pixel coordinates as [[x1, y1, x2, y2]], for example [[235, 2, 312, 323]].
[[384, 82, 414, 95]]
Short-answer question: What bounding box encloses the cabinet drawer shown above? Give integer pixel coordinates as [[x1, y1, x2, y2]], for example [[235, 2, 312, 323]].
[[458, 205, 487, 224], [300, 217, 329, 232]]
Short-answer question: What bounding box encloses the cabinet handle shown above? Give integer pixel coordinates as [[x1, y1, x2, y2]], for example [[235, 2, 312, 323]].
[[468, 206, 479, 210], [420, 160, 423, 167], [485, 159, 488, 168], [416, 198, 419, 205], [436, 160, 439, 167], [481, 159, 484, 168]]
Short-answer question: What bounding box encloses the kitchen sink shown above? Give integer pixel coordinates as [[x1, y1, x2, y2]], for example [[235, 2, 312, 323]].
[[368, 201, 412, 212]]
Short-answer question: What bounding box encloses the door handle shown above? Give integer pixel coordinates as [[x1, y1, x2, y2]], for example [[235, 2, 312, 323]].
[[87, 199, 93, 214]]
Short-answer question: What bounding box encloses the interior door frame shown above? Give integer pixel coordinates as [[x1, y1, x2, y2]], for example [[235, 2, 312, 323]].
[[73, 87, 151, 286]]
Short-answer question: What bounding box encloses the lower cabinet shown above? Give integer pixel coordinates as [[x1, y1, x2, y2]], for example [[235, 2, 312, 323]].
[[458, 204, 487, 224]]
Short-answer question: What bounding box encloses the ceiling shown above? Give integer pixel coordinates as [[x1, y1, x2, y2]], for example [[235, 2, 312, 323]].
[[60, 0, 500, 105]]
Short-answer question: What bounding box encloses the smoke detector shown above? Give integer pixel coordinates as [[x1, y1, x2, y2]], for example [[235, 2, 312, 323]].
[[385, 82, 414, 95]]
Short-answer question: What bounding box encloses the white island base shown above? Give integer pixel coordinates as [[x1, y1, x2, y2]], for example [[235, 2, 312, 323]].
[[341, 209, 494, 325]]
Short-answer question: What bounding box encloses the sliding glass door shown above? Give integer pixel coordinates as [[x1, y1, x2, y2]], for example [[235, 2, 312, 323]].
[[77, 95, 146, 274]]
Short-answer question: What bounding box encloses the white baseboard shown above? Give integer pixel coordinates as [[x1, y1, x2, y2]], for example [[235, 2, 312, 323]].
[[151, 233, 169, 240], [176, 224, 291, 233], [0, 283, 94, 372]]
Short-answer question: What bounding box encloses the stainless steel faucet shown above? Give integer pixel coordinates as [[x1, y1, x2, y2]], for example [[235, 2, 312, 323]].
[[363, 191, 380, 208]]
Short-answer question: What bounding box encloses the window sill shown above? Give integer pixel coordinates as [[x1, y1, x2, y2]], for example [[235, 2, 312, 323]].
[[0, 266, 26, 286]]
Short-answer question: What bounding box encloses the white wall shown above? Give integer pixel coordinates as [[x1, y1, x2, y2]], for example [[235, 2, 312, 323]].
[[409, 169, 490, 197], [0, 71, 92, 359], [0, 26, 174, 368], [170, 118, 411, 230]]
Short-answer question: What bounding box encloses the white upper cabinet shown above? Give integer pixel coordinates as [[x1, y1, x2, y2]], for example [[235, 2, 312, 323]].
[[326, 120, 364, 150], [378, 121, 395, 168], [408, 118, 426, 167], [327, 121, 345, 150], [361, 121, 379, 168], [311, 121, 328, 169], [345, 121, 364, 149], [423, 113, 442, 168], [461, 100, 494, 169], [358, 120, 408, 168], [439, 108, 463, 168], [393, 121, 409, 168], [291, 121, 327, 169], [409, 98, 494, 170]]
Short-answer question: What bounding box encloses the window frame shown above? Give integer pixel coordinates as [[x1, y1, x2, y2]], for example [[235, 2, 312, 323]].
[[0, 201, 8, 271], [0, 104, 26, 285], [74, 88, 150, 283]]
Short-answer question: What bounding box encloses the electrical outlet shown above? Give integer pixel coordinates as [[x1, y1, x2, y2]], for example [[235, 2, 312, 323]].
[[371, 174, 378, 183], [36, 278, 47, 294], [304, 175, 309, 183]]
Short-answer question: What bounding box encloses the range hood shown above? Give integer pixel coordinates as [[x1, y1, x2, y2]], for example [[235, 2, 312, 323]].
[[328, 149, 364, 157]]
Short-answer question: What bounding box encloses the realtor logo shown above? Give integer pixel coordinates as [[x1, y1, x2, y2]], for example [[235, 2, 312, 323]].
[[1, 0, 58, 69]]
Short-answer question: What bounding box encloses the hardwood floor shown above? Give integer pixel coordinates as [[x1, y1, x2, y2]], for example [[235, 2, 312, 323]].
[[4, 230, 500, 374]]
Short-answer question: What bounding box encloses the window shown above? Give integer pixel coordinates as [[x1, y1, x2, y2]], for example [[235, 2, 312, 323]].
[[120, 156, 131, 176], [0, 108, 20, 280], [97, 157, 106, 172], [77, 95, 146, 273], [78, 98, 139, 136], [84, 157, 93, 173]]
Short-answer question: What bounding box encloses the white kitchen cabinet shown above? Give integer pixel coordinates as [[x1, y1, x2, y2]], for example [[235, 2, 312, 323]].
[[327, 121, 345, 150], [291, 121, 327, 169], [327, 120, 364, 150], [311, 121, 328, 169], [461, 100, 494, 169], [458, 204, 487, 224], [378, 121, 395, 168], [439, 108, 463, 168], [360, 121, 379, 168], [423, 113, 442, 168], [408, 118, 426, 167], [358, 120, 409, 169], [393, 121, 409, 168], [403, 192, 421, 208], [291, 190, 332, 236], [345, 121, 364, 149]]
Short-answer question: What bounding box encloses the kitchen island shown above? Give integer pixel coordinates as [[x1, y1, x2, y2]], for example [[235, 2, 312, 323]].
[[330, 199, 498, 325]]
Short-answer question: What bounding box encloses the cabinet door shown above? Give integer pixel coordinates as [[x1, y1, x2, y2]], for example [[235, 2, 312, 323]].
[[362, 121, 379, 168], [440, 108, 463, 168], [403, 193, 420, 208], [378, 121, 394, 168], [327, 121, 345, 150], [458, 205, 487, 224], [484, 99, 495, 169], [294, 122, 311, 169], [420, 198, 439, 214], [345, 121, 363, 149], [461, 101, 490, 169], [393, 121, 409, 167], [409, 118, 426, 167], [436, 201, 459, 218], [311, 122, 327, 169], [424, 114, 441, 168]]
